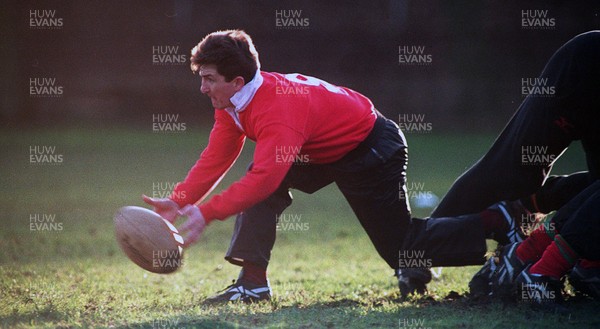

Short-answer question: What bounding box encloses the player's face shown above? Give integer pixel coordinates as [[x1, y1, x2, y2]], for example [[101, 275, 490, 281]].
[[199, 65, 243, 109]]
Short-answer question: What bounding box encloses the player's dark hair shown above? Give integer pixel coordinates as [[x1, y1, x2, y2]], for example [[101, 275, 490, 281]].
[[190, 30, 259, 84]]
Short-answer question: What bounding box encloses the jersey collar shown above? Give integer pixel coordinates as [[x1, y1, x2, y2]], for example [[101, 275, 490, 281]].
[[229, 69, 263, 113]]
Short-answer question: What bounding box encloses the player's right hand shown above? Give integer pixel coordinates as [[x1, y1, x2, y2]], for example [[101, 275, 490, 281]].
[[142, 194, 180, 223], [177, 204, 207, 248]]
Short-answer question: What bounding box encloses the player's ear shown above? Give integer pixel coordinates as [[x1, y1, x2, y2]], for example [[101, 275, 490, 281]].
[[232, 76, 245, 91]]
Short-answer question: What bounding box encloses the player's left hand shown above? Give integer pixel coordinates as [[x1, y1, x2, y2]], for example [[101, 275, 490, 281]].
[[177, 204, 207, 247]]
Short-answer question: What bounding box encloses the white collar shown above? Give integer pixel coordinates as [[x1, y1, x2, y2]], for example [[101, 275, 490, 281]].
[[228, 69, 263, 113]]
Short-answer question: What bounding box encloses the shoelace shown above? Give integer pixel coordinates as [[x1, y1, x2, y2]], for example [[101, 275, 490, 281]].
[[214, 279, 238, 294]]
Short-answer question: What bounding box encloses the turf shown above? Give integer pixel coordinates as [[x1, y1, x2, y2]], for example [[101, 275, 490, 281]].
[[1, 127, 597, 328]]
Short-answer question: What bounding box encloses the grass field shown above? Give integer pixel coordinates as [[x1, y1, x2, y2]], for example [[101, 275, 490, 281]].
[[1, 127, 598, 328]]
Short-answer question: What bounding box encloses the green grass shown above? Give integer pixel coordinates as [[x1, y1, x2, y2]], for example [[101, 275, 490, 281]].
[[0, 127, 597, 328]]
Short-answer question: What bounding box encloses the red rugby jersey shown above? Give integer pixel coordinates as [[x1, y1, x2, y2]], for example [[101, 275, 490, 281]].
[[170, 71, 377, 222]]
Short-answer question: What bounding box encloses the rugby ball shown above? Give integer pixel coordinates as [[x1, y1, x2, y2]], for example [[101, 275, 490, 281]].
[[114, 206, 184, 274]]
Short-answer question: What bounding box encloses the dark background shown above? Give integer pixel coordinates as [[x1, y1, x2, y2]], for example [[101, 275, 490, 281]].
[[2, 0, 599, 131]]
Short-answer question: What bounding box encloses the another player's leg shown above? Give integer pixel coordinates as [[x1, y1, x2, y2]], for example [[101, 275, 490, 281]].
[[430, 92, 573, 218], [433, 31, 600, 219], [394, 196, 530, 298], [401, 203, 527, 268]]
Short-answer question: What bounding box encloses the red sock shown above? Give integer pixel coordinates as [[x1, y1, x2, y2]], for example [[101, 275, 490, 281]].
[[579, 259, 600, 269], [530, 235, 578, 279], [515, 222, 555, 263], [241, 262, 267, 285]]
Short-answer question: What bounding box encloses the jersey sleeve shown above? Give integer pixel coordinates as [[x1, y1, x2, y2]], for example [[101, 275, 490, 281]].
[[169, 110, 245, 209], [199, 123, 306, 222]]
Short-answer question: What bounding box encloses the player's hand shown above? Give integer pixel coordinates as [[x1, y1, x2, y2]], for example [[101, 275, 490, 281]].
[[142, 194, 180, 223], [177, 204, 207, 247]]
